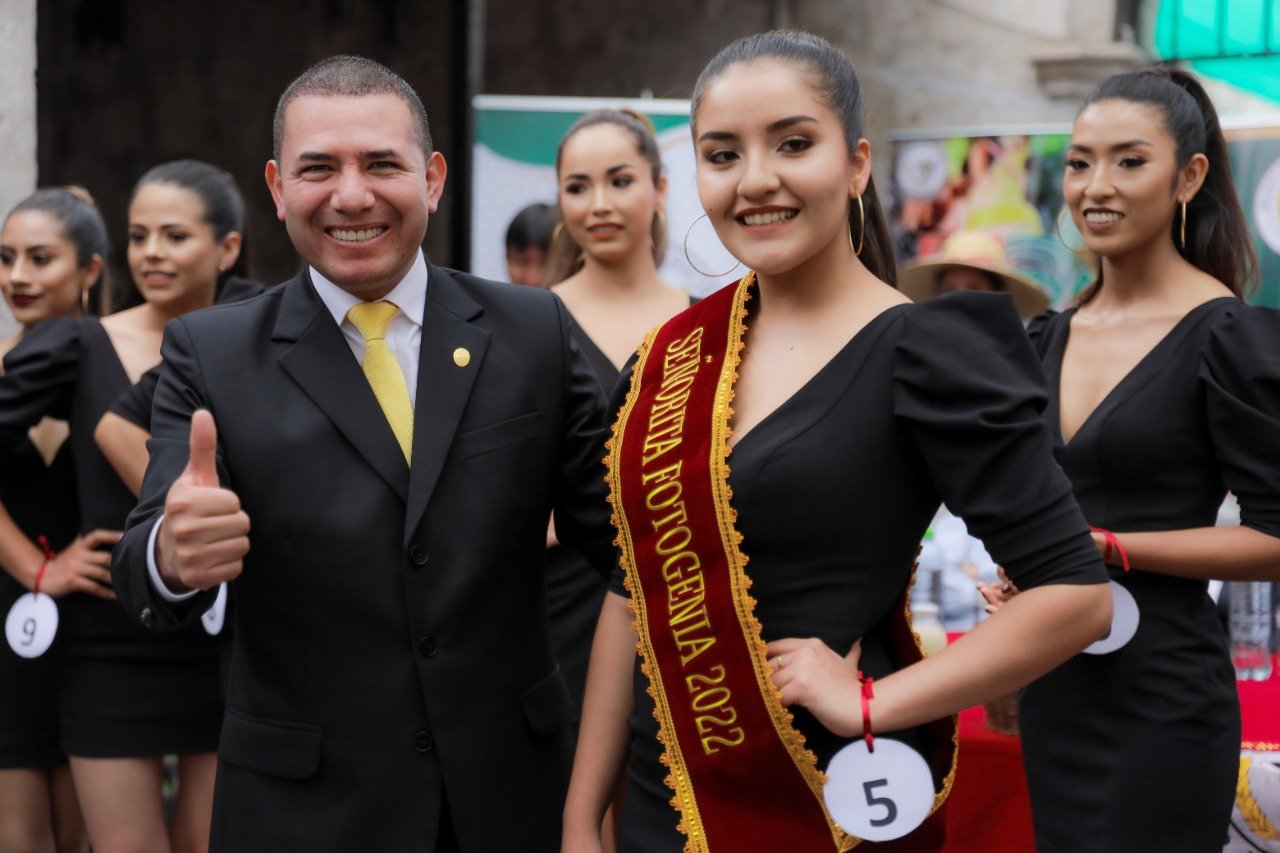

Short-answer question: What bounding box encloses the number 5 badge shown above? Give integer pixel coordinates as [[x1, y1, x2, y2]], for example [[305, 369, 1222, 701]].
[[823, 739, 936, 841]]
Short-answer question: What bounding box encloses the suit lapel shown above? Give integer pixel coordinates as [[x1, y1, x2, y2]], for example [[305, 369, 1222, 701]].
[[274, 271, 409, 502], [404, 264, 490, 542]]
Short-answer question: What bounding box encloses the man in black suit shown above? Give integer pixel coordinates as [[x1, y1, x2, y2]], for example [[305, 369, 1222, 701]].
[[110, 56, 614, 851]]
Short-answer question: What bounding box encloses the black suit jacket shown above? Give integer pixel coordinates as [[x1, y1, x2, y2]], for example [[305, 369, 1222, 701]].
[[111, 264, 615, 851]]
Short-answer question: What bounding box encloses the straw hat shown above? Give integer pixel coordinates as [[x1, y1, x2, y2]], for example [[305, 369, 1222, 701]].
[[900, 231, 1050, 319]]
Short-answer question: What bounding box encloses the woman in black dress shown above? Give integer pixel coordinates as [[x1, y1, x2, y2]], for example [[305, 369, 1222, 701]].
[[563, 31, 1111, 852], [0, 187, 107, 853], [544, 108, 693, 728], [0, 160, 245, 852], [996, 69, 1280, 852]]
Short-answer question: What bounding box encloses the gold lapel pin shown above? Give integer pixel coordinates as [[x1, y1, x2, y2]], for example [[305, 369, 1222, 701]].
[[453, 347, 471, 367]]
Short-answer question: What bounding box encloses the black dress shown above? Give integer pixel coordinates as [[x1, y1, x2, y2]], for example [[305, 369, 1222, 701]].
[[548, 299, 695, 723], [0, 317, 222, 757], [0, 382, 78, 769], [107, 277, 267, 434], [109, 363, 236, 690], [609, 290, 1107, 851], [1022, 298, 1280, 853]]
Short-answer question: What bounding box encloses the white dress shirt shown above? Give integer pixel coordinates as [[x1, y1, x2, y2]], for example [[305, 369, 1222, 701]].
[[148, 251, 431, 601], [309, 250, 427, 406]]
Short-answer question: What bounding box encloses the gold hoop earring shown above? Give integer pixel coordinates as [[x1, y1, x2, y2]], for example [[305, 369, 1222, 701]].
[[80, 288, 90, 314], [682, 213, 741, 278], [1179, 201, 1187, 250], [1055, 208, 1086, 253], [850, 195, 865, 256]]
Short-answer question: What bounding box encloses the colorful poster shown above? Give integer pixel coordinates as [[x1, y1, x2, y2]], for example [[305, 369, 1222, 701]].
[[890, 123, 1280, 308], [890, 130, 1093, 309]]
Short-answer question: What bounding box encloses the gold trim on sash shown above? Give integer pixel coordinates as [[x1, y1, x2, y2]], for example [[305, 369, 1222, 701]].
[[605, 272, 956, 850]]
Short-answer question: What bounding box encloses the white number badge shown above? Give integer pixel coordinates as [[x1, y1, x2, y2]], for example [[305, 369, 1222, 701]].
[[1082, 580, 1139, 655], [5, 592, 58, 658], [823, 738, 935, 841], [201, 583, 228, 636]]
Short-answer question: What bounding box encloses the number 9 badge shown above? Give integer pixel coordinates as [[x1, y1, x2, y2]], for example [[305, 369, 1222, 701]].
[[6, 536, 59, 659], [6, 591, 58, 659]]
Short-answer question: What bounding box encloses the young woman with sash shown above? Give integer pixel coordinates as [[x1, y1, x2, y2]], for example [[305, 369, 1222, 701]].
[[981, 69, 1280, 852], [0, 160, 244, 852], [0, 187, 106, 853], [544, 108, 694, 728], [563, 31, 1112, 852]]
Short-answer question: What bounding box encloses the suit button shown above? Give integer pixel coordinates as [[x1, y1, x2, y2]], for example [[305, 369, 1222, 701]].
[[414, 730, 433, 752], [418, 635, 437, 657], [408, 545, 428, 566]]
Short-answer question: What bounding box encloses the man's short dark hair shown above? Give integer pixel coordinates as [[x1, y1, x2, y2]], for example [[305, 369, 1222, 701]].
[[272, 55, 432, 161]]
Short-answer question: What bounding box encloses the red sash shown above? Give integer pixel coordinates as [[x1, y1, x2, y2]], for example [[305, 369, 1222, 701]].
[[606, 274, 956, 851]]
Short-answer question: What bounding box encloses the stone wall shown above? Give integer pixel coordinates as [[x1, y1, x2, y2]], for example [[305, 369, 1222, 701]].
[[0, 0, 36, 336]]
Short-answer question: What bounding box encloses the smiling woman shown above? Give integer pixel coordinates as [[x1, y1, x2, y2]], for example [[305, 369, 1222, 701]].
[[1011, 68, 1280, 853], [538, 109, 692, 748], [0, 186, 107, 853], [563, 30, 1112, 853]]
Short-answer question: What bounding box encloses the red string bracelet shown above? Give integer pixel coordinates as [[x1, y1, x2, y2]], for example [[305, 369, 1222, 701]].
[[858, 670, 875, 752], [33, 535, 54, 596], [1088, 526, 1131, 571]]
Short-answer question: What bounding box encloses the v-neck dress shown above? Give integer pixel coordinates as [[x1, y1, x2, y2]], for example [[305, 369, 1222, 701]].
[[607, 290, 1107, 852], [547, 298, 696, 724], [0, 316, 222, 757], [1022, 298, 1280, 853]]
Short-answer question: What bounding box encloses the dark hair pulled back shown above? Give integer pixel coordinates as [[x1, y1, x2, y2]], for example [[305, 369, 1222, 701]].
[[691, 30, 897, 286], [8, 186, 110, 268], [131, 159, 248, 284], [1076, 68, 1255, 302], [6, 186, 112, 313]]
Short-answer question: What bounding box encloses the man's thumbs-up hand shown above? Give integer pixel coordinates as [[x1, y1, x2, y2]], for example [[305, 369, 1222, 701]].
[[156, 409, 250, 593]]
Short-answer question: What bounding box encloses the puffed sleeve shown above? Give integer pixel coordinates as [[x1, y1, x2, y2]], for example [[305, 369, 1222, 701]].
[[0, 317, 81, 455], [1199, 304, 1280, 537], [893, 292, 1105, 590], [109, 365, 162, 431]]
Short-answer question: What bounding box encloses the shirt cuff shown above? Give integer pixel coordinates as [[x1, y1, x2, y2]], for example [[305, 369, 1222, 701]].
[[146, 514, 200, 603]]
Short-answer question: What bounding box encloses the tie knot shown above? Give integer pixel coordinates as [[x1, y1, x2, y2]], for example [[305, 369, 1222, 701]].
[[347, 300, 399, 342]]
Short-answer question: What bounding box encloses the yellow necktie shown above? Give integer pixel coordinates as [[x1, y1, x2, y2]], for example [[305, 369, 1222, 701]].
[[346, 300, 414, 464]]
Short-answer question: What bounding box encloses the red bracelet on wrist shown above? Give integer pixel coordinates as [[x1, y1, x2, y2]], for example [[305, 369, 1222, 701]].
[[33, 535, 54, 595], [858, 670, 875, 753], [1089, 526, 1130, 571]]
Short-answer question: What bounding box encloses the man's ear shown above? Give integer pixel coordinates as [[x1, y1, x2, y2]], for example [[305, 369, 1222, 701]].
[[425, 152, 448, 214], [265, 160, 287, 222]]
